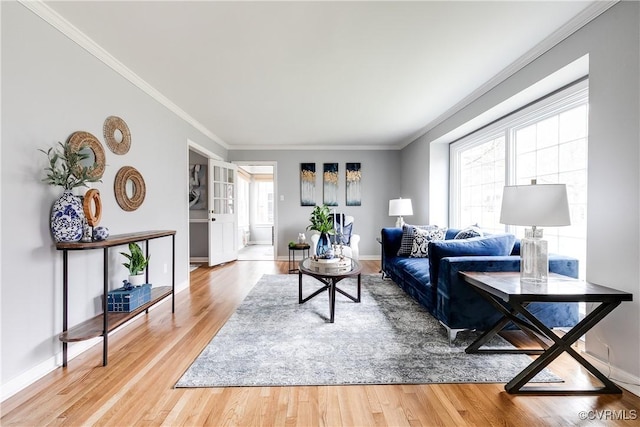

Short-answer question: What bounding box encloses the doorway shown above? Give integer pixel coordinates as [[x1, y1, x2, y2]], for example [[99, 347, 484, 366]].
[[235, 162, 277, 261]]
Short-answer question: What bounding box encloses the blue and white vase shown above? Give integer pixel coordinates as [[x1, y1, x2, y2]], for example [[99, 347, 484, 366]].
[[50, 190, 85, 242], [316, 232, 332, 258]]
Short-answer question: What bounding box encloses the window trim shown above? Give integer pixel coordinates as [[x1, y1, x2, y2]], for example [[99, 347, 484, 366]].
[[450, 79, 589, 228]]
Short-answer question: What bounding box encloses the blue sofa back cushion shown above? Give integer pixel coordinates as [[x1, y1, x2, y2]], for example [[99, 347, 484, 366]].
[[428, 233, 517, 290]]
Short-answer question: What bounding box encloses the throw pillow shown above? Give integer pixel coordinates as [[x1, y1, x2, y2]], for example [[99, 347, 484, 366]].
[[398, 224, 442, 256], [410, 226, 447, 258], [454, 225, 483, 240]]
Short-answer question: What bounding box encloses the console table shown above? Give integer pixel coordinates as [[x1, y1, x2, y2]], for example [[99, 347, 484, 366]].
[[460, 271, 632, 395], [56, 230, 176, 367]]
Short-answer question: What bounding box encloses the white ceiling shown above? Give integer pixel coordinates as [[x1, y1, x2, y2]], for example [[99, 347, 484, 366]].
[[43, 1, 598, 150]]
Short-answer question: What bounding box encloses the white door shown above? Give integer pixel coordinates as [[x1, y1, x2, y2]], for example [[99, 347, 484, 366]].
[[208, 160, 238, 266]]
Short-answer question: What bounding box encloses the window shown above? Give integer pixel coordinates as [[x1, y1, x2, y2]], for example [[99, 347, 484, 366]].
[[451, 80, 588, 277], [255, 181, 274, 224]]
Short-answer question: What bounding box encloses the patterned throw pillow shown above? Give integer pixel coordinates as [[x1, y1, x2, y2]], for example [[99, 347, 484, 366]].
[[454, 226, 483, 240], [410, 226, 447, 258], [397, 224, 436, 256]]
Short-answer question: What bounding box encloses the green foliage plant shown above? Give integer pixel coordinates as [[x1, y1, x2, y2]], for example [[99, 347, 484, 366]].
[[39, 141, 102, 190], [306, 205, 335, 235], [120, 243, 150, 276]]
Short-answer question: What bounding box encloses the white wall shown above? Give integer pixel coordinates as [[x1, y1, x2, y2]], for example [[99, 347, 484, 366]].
[[0, 1, 225, 394], [402, 1, 640, 380], [229, 149, 401, 258]]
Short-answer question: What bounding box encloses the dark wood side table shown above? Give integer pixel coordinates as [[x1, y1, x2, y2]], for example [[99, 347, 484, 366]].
[[288, 243, 310, 273], [459, 271, 632, 395], [460, 272, 633, 395]]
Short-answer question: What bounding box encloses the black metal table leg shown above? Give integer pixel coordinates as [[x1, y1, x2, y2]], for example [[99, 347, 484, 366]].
[[505, 300, 623, 394]]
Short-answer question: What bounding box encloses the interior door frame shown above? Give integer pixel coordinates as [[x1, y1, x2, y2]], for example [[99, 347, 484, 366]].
[[232, 160, 278, 260], [186, 139, 223, 265]]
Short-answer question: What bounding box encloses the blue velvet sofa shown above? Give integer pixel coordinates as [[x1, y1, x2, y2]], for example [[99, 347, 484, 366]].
[[381, 227, 579, 341]]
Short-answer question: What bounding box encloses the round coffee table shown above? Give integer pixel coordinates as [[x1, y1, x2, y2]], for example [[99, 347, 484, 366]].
[[298, 257, 362, 323]]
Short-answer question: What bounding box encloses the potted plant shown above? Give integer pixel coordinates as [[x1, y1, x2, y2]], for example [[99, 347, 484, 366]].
[[40, 141, 102, 242], [306, 205, 335, 257], [120, 242, 150, 286]]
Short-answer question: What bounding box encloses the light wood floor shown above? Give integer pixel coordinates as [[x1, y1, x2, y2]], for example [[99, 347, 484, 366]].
[[2, 260, 639, 426]]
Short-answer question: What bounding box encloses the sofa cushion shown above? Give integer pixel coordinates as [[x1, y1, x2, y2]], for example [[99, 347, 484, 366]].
[[410, 227, 447, 258], [428, 234, 517, 290], [454, 225, 483, 240], [398, 224, 446, 256]]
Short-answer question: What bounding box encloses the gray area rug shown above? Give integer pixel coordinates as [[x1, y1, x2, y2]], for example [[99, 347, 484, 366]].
[[176, 274, 560, 387]]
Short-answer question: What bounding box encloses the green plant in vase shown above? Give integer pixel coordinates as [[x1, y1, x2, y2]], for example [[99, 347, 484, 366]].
[[120, 242, 150, 286], [40, 141, 103, 242], [306, 205, 335, 258]]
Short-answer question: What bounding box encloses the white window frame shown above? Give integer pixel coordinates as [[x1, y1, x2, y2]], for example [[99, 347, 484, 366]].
[[450, 79, 589, 265]]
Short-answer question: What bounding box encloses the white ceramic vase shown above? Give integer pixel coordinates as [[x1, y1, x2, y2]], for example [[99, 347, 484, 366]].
[[128, 273, 145, 286]]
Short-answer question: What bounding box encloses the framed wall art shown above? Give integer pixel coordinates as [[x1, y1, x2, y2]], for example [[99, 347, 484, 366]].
[[323, 163, 339, 206], [300, 163, 316, 206], [346, 162, 362, 206]]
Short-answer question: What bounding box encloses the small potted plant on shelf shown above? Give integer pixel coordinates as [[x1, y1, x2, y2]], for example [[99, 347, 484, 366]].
[[306, 205, 335, 258], [120, 242, 150, 286]]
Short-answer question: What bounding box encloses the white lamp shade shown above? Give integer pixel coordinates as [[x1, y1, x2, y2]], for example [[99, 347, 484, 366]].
[[500, 184, 571, 226], [389, 198, 413, 216]]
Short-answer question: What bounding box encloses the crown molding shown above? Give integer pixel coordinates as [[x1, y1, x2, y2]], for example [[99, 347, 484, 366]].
[[399, 0, 619, 149], [19, 0, 230, 151], [230, 143, 400, 151]]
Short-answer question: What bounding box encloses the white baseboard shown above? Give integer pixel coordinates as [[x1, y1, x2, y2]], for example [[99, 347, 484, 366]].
[[1, 280, 188, 403], [248, 240, 272, 245], [582, 350, 640, 397]]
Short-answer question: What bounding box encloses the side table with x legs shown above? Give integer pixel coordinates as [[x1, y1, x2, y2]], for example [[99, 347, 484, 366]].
[[460, 271, 632, 395]]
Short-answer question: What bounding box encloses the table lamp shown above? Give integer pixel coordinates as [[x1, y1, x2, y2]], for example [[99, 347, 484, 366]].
[[500, 180, 571, 284], [389, 198, 413, 228]]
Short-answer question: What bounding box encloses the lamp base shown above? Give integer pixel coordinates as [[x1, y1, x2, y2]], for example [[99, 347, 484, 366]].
[[520, 228, 548, 284], [395, 216, 405, 228]]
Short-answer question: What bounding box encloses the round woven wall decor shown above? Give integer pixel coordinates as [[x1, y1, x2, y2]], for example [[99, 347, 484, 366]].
[[103, 116, 131, 155], [114, 166, 146, 211], [82, 188, 102, 226], [68, 131, 106, 180]]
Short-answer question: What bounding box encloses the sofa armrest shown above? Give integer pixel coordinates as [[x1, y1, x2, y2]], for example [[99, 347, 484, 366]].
[[435, 254, 579, 330], [381, 227, 403, 272]]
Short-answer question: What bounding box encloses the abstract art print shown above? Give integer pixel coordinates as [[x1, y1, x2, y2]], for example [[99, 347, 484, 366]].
[[189, 164, 207, 210], [323, 163, 339, 206], [346, 162, 362, 206], [300, 163, 316, 206]]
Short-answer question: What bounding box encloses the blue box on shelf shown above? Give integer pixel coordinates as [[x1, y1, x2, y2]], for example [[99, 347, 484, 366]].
[[107, 283, 152, 312]]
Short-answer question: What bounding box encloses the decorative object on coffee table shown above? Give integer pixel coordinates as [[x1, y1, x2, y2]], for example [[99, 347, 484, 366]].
[[500, 179, 571, 284], [306, 205, 334, 258]]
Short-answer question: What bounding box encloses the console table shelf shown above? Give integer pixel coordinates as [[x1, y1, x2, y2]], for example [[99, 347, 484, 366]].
[[56, 230, 176, 367], [59, 286, 172, 342]]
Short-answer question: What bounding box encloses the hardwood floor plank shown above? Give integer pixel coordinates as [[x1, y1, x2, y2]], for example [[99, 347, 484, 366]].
[[1, 260, 638, 427]]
